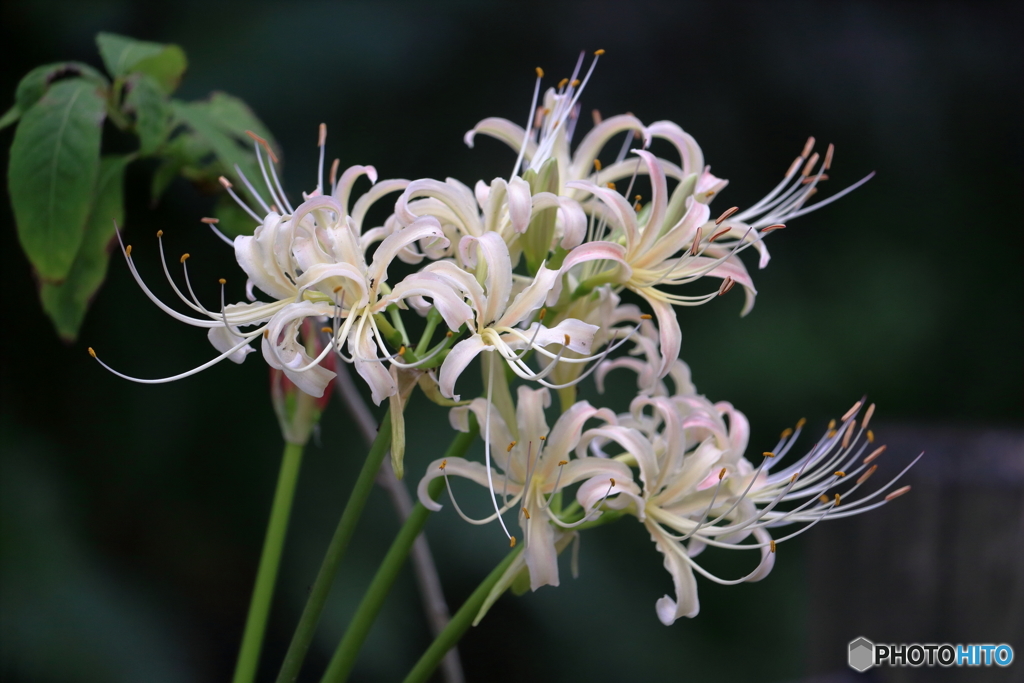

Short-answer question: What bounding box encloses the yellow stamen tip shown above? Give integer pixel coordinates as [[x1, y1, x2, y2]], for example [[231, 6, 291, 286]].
[[321, 327, 333, 334], [867, 429, 875, 443], [834, 471, 846, 477], [563, 334, 571, 346], [507, 441, 517, 453], [769, 540, 777, 553], [535, 67, 544, 78], [819, 494, 830, 504], [333, 285, 343, 293], [834, 493, 841, 506], [156, 230, 163, 237], [522, 508, 530, 519], [558, 460, 567, 466], [558, 78, 569, 89], [180, 253, 190, 263], [570, 79, 580, 87], [763, 451, 776, 458], [218, 278, 226, 285], [509, 536, 517, 548], [796, 418, 807, 429], [639, 314, 652, 320], [780, 428, 793, 439], [125, 245, 132, 257], [718, 468, 726, 480], [538, 307, 547, 321], [606, 181, 616, 189], [539, 435, 546, 441], [594, 49, 605, 56], [593, 159, 602, 171], [87, 347, 96, 358], [398, 345, 406, 355], [439, 459, 447, 470]]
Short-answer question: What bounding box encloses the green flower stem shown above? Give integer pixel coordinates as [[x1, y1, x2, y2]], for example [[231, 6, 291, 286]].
[[320, 423, 479, 683], [275, 412, 393, 683], [402, 545, 523, 683], [232, 440, 305, 683]]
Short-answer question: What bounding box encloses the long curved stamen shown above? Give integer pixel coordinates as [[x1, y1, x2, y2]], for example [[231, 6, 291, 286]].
[[200, 216, 235, 248], [656, 468, 728, 542], [114, 226, 220, 328], [232, 163, 271, 215], [550, 477, 616, 529], [87, 334, 256, 384], [156, 231, 211, 315], [540, 459, 569, 511], [511, 67, 544, 179], [248, 136, 287, 214], [438, 460, 523, 526], [484, 358, 516, 543], [219, 176, 262, 223], [316, 123, 327, 195]]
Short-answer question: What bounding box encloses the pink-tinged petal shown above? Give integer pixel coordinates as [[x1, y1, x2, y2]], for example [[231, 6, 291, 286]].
[[507, 176, 533, 234], [384, 272, 473, 331], [449, 398, 515, 464], [331, 165, 377, 219], [513, 385, 550, 451], [234, 214, 295, 300], [367, 217, 446, 290], [569, 114, 650, 181], [474, 179, 491, 209], [714, 400, 750, 457], [595, 357, 656, 395], [349, 319, 396, 405], [543, 401, 608, 463], [532, 193, 588, 249], [631, 150, 670, 257], [637, 292, 681, 380], [464, 117, 537, 160], [350, 178, 408, 233], [496, 265, 560, 328], [565, 180, 640, 249], [295, 262, 369, 303], [424, 260, 487, 321], [694, 166, 729, 202], [207, 325, 254, 364], [438, 335, 488, 400], [573, 462, 644, 513], [633, 196, 711, 271], [667, 360, 696, 397], [648, 523, 701, 623], [647, 121, 704, 178], [524, 510, 560, 590], [417, 457, 515, 512], [260, 303, 337, 399], [577, 425, 658, 494], [517, 318, 599, 357], [555, 241, 631, 304], [655, 441, 724, 506], [464, 233, 513, 326], [395, 179, 481, 234]]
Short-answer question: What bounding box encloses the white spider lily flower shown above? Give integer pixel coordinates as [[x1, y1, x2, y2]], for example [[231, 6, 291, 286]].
[[392, 174, 588, 268], [89, 125, 471, 402], [417, 386, 631, 590], [582, 394, 917, 625], [424, 232, 597, 401]]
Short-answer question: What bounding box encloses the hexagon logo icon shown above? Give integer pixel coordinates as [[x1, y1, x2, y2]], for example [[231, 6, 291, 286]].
[[848, 637, 875, 672]]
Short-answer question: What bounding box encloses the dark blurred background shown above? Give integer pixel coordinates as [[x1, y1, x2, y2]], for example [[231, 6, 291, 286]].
[[1, 1, 1021, 682]]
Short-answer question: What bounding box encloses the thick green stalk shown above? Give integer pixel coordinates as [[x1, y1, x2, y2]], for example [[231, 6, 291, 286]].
[[275, 412, 393, 683], [232, 441, 305, 683], [319, 424, 479, 683], [402, 545, 523, 683]]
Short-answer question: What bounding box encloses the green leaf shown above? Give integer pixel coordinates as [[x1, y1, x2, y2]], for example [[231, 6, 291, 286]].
[[96, 32, 159, 75], [8, 78, 106, 282], [124, 74, 171, 154], [171, 96, 270, 207], [131, 45, 188, 94], [149, 157, 183, 204], [0, 106, 19, 131], [40, 155, 130, 341], [1, 62, 109, 131], [214, 194, 259, 238], [96, 33, 187, 93], [205, 92, 276, 147]]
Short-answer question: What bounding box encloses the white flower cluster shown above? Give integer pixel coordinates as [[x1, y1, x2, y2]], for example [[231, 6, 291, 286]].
[[95, 51, 909, 623]]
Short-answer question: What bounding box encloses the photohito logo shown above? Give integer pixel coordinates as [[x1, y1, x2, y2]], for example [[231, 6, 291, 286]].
[[848, 637, 1014, 671]]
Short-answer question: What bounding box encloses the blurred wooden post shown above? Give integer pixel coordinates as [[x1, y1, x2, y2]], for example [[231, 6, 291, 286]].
[[805, 426, 1024, 682]]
